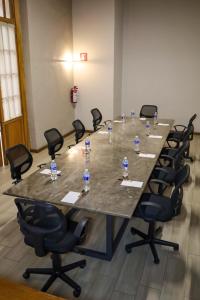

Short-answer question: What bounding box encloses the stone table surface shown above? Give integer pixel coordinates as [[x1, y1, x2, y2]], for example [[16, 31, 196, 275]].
[[4, 118, 174, 219]]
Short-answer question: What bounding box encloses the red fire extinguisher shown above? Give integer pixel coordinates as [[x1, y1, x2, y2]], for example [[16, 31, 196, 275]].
[[71, 86, 79, 103]]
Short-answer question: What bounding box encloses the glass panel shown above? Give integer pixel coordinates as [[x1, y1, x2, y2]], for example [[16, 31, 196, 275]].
[[2, 99, 10, 121], [5, 0, 10, 19], [0, 0, 3, 18], [0, 23, 22, 121]]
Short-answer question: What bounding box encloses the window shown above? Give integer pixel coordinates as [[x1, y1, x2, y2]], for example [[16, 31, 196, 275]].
[[0, 22, 21, 121], [0, 0, 12, 19]]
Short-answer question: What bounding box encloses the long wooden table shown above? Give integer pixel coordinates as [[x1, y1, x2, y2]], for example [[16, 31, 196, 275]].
[[4, 117, 173, 261]]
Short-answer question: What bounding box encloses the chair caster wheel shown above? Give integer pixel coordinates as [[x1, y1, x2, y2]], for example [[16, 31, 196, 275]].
[[154, 259, 160, 264], [23, 271, 30, 279], [125, 246, 132, 254], [80, 261, 86, 269], [174, 245, 179, 251], [73, 287, 81, 297]]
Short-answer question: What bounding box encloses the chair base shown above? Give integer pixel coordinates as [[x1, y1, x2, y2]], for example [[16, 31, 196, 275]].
[[23, 253, 86, 297], [125, 223, 179, 264]]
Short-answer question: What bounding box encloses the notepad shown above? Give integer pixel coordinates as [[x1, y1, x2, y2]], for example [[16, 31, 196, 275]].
[[40, 169, 61, 175], [139, 153, 156, 158], [98, 131, 109, 134], [121, 180, 143, 188], [149, 135, 163, 139], [158, 123, 170, 126], [61, 191, 81, 204], [140, 117, 146, 121], [113, 120, 123, 123]]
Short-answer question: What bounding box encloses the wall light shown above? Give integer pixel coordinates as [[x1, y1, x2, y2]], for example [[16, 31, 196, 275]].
[[80, 53, 88, 61]]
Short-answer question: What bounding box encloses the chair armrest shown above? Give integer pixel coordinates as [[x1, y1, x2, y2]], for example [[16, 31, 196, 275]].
[[68, 144, 75, 149], [174, 125, 187, 132], [37, 163, 46, 169], [104, 120, 112, 125], [166, 138, 180, 148], [148, 179, 170, 194], [154, 167, 169, 174], [139, 201, 162, 221], [74, 217, 89, 239]]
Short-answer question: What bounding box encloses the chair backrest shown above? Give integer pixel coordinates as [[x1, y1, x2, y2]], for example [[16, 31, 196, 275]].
[[188, 114, 197, 141], [72, 119, 85, 144], [44, 128, 64, 160], [171, 164, 190, 215], [182, 124, 193, 143], [6, 144, 33, 182], [173, 140, 189, 169], [91, 108, 102, 131], [140, 105, 158, 118], [15, 198, 67, 257]]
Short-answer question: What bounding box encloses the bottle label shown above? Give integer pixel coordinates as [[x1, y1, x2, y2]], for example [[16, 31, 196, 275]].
[[83, 174, 90, 181]]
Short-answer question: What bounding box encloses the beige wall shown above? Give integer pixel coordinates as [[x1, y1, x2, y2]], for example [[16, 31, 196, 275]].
[[20, 0, 74, 149], [122, 0, 200, 131], [72, 0, 115, 130]]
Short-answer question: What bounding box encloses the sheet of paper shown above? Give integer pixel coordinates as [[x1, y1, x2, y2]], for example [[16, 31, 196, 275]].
[[140, 117, 146, 120], [139, 153, 156, 159], [148, 135, 163, 139], [40, 169, 61, 175], [98, 131, 109, 134], [121, 180, 143, 188], [113, 120, 123, 123], [61, 191, 81, 204], [158, 123, 170, 126]]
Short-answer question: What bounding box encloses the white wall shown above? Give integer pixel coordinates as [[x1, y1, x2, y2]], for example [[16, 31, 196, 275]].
[[122, 0, 200, 131], [20, 0, 75, 149], [72, 0, 115, 130]]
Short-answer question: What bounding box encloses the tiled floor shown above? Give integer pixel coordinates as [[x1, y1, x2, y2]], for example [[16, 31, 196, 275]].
[[0, 134, 199, 300]]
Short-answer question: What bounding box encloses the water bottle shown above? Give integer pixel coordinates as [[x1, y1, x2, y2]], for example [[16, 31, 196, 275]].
[[122, 157, 129, 179], [50, 160, 57, 181], [145, 120, 151, 136], [85, 137, 91, 153], [133, 135, 140, 153], [121, 112, 126, 123], [131, 110, 135, 119], [153, 111, 158, 127], [108, 122, 113, 134], [83, 169, 90, 192]]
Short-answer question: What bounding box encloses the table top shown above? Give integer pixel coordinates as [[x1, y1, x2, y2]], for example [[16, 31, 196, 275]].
[[4, 118, 173, 219]]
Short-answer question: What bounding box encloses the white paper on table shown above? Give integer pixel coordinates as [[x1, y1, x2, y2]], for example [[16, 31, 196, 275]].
[[148, 135, 163, 139], [98, 131, 109, 134], [113, 120, 123, 123], [61, 191, 81, 204], [139, 153, 156, 158], [139, 117, 146, 120], [40, 169, 61, 175], [158, 123, 170, 126], [121, 180, 143, 188]]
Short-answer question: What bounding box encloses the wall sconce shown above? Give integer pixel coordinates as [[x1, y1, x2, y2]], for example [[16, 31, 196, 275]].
[[80, 53, 88, 61]]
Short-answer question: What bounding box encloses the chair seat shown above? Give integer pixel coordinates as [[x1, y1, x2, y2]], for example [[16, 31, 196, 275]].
[[45, 231, 79, 254], [152, 167, 176, 183], [168, 131, 184, 141], [161, 147, 177, 156], [134, 193, 173, 222]]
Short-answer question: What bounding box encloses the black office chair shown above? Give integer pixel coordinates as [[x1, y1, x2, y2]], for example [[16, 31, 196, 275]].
[[125, 164, 190, 264], [150, 142, 190, 194], [68, 119, 86, 149], [6, 144, 33, 184], [44, 128, 64, 160], [139, 105, 158, 118], [15, 198, 89, 297], [91, 108, 110, 132], [168, 113, 197, 143]]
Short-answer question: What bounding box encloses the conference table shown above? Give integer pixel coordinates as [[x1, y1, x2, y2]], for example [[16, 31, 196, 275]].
[[4, 117, 173, 261]]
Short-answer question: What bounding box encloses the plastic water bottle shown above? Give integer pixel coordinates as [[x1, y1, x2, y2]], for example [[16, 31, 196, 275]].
[[108, 122, 112, 133], [83, 169, 90, 192], [50, 160, 57, 181], [131, 110, 135, 119], [153, 111, 158, 127], [133, 136, 140, 153], [122, 157, 129, 179], [85, 137, 91, 153], [121, 112, 126, 123], [145, 120, 151, 136]]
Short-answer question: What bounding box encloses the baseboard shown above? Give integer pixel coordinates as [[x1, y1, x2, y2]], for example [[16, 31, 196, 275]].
[[30, 130, 75, 153]]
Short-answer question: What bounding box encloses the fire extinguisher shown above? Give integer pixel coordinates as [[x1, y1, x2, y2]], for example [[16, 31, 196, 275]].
[[71, 86, 79, 103]]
